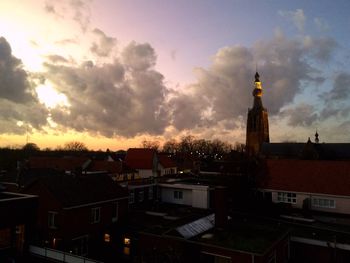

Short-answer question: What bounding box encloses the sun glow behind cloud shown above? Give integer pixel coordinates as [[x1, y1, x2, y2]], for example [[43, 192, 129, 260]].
[[36, 83, 70, 109]]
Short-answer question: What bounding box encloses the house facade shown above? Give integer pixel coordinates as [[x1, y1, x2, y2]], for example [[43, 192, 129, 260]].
[[0, 191, 38, 260], [125, 148, 158, 178], [22, 173, 129, 257], [259, 159, 350, 214], [158, 181, 211, 209], [157, 154, 177, 176]]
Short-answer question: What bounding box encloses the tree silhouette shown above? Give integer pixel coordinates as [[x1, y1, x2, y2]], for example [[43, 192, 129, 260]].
[[63, 141, 88, 151]]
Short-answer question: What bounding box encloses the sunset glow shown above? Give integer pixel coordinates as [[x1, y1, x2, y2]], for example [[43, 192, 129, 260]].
[[0, 0, 349, 150]]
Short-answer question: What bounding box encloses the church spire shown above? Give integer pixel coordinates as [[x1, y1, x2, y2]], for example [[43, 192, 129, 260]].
[[246, 71, 270, 156], [315, 130, 319, 144], [252, 71, 264, 109]]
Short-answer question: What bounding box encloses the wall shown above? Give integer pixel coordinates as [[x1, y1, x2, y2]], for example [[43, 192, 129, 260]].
[[160, 187, 192, 206], [270, 191, 350, 214], [192, 189, 209, 209], [160, 184, 210, 208]]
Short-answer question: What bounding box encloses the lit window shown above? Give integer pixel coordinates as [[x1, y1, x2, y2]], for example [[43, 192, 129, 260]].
[[104, 233, 111, 242], [124, 237, 131, 245], [174, 190, 183, 200], [277, 192, 296, 204], [91, 207, 100, 223], [48, 211, 58, 229]]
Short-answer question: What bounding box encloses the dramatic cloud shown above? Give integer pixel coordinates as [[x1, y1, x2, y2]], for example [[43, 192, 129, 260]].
[[42, 42, 168, 137], [44, 0, 91, 32], [122, 42, 157, 71], [320, 72, 350, 120], [0, 31, 342, 142], [303, 36, 337, 62], [322, 72, 350, 102], [0, 37, 34, 103], [280, 103, 318, 127], [90, 28, 116, 57], [0, 37, 48, 133], [279, 9, 306, 32], [169, 33, 331, 133]]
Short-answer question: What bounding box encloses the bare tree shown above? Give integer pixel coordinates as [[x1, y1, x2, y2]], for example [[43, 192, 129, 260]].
[[162, 139, 179, 154], [63, 141, 88, 151], [141, 140, 160, 151]]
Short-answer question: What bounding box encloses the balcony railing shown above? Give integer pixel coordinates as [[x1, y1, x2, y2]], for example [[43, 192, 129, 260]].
[[29, 245, 103, 263]]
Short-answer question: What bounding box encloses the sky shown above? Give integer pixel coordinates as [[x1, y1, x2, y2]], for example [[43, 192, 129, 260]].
[[0, 0, 350, 150]]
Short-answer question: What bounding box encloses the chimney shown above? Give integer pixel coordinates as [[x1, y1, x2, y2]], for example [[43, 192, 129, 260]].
[[214, 186, 228, 229]]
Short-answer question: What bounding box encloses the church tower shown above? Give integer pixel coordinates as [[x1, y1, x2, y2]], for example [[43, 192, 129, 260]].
[[246, 72, 269, 155]]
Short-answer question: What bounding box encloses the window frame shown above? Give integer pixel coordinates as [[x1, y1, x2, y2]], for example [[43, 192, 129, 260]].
[[312, 197, 336, 209], [90, 207, 101, 224], [48, 211, 58, 229], [174, 190, 183, 200], [277, 192, 297, 204]]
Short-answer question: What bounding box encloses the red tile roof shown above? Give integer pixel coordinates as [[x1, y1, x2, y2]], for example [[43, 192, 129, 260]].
[[88, 160, 122, 174], [259, 159, 350, 196], [158, 154, 176, 168], [125, 148, 156, 169], [29, 156, 89, 171]]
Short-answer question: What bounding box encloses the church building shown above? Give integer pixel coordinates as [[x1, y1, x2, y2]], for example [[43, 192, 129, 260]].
[[246, 72, 269, 156]]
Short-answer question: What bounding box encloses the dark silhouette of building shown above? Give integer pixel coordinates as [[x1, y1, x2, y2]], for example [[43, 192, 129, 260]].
[[246, 72, 269, 156]]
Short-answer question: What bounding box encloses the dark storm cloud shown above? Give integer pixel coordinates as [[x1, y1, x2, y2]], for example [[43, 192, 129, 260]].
[[43, 42, 168, 137], [90, 28, 116, 57]]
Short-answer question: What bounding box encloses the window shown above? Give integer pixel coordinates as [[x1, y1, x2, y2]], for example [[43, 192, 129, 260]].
[[91, 207, 100, 223], [48, 211, 58, 229], [312, 198, 335, 209], [104, 233, 111, 243], [139, 190, 144, 202], [129, 191, 135, 204], [112, 202, 118, 222], [148, 187, 153, 200], [174, 190, 183, 200], [277, 192, 296, 204], [72, 235, 89, 256]]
